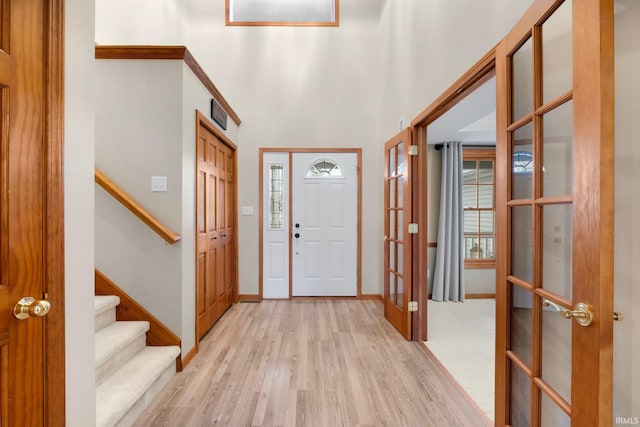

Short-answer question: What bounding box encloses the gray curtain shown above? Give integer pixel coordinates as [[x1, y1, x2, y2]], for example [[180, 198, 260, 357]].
[[432, 141, 465, 302]]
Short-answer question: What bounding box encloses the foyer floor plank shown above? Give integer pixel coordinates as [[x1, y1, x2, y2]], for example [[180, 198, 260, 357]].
[[134, 300, 486, 426]]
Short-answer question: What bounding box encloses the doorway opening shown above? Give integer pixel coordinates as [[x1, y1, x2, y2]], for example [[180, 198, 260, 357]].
[[420, 71, 497, 422]]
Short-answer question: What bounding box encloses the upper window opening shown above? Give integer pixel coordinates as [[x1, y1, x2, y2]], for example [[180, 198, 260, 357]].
[[306, 159, 342, 177], [227, 0, 339, 27]]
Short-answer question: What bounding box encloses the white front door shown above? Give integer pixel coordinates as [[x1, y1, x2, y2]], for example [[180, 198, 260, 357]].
[[292, 153, 358, 296]]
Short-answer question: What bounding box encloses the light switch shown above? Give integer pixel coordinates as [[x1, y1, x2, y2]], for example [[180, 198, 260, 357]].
[[151, 176, 168, 192], [241, 206, 254, 216]]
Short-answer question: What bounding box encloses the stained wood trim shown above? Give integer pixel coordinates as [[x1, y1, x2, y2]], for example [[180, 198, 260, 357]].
[[258, 150, 265, 301], [572, 3, 615, 422], [506, 275, 533, 291], [225, 0, 339, 27], [44, 0, 66, 424], [95, 169, 181, 244], [465, 293, 496, 299], [181, 345, 197, 370], [411, 50, 496, 127], [494, 39, 510, 426], [94, 269, 183, 371], [417, 127, 429, 341], [465, 261, 497, 269], [427, 242, 437, 248], [534, 377, 571, 417], [359, 294, 383, 302], [418, 343, 493, 427], [238, 294, 261, 302], [535, 90, 572, 116], [507, 115, 533, 132], [95, 45, 241, 126]]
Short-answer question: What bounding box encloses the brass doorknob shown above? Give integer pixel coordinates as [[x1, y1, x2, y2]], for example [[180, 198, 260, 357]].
[[14, 297, 51, 320], [543, 300, 593, 327]]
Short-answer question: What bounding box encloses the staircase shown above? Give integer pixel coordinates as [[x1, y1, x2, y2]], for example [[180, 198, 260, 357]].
[[94, 295, 181, 427]]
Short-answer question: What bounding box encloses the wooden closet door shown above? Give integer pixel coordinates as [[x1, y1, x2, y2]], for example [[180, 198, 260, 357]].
[[196, 120, 236, 339]]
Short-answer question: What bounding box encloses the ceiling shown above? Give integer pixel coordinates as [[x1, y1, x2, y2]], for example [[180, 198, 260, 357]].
[[427, 76, 496, 145]]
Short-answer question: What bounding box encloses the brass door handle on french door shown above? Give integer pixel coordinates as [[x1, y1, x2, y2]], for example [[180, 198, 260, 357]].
[[14, 297, 51, 320], [543, 300, 593, 327]]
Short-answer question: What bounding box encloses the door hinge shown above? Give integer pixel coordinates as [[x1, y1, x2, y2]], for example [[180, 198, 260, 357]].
[[408, 301, 418, 312], [408, 223, 418, 234], [408, 145, 418, 156]]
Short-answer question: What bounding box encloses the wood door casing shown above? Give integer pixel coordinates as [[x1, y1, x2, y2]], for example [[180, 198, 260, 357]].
[[196, 113, 237, 341], [0, 0, 65, 424]]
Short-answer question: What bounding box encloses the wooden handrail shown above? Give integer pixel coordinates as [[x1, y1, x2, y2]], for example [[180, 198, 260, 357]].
[[95, 169, 181, 244]]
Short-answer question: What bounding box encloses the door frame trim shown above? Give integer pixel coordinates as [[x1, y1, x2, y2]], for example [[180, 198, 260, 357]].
[[194, 110, 238, 353], [411, 49, 497, 342], [259, 148, 362, 300], [45, 0, 66, 424]]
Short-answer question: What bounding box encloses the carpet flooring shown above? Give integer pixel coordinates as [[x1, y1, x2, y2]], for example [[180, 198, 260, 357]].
[[424, 298, 496, 422]]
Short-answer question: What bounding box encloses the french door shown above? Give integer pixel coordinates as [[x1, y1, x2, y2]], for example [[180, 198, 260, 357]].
[[384, 129, 414, 339], [495, 0, 614, 425]]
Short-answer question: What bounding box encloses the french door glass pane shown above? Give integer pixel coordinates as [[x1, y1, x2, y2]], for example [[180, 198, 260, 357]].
[[397, 277, 404, 307], [541, 391, 571, 427], [542, 298, 572, 404], [398, 176, 404, 208], [389, 272, 396, 301], [511, 206, 533, 283], [398, 210, 404, 240], [397, 243, 403, 275], [512, 37, 534, 123], [389, 210, 396, 239], [390, 146, 396, 176], [510, 363, 532, 427], [542, 0, 573, 104], [397, 143, 405, 175], [542, 204, 573, 300], [512, 122, 534, 200], [389, 241, 395, 270], [390, 178, 396, 209], [543, 100, 574, 198], [510, 284, 533, 367]]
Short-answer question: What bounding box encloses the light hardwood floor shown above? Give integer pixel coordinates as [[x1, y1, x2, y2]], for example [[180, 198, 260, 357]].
[[134, 300, 486, 426]]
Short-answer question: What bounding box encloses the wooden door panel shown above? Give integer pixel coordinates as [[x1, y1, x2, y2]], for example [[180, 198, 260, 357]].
[[0, 0, 63, 424], [383, 129, 413, 339], [495, 0, 614, 424], [196, 119, 236, 338]]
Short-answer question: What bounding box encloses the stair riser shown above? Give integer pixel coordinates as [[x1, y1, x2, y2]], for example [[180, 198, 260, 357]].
[[96, 334, 146, 385], [112, 363, 176, 427], [95, 308, 116, 332]]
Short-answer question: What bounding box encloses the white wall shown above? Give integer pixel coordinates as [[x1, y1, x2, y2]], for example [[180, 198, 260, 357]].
[[183, 8, 384, 296], [95, 60, 184, 336], [95, 0, 186, 44], [613, 0, 640, 418], [379, 0, 533, 142], [65, 0, 96, 424]]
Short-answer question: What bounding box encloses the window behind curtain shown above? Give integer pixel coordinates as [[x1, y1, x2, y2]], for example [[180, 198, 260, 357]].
[[463, 150, 496, 267]]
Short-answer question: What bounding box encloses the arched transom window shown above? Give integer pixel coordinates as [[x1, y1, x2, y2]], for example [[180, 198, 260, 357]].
[[305, 159, 343, 177]]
